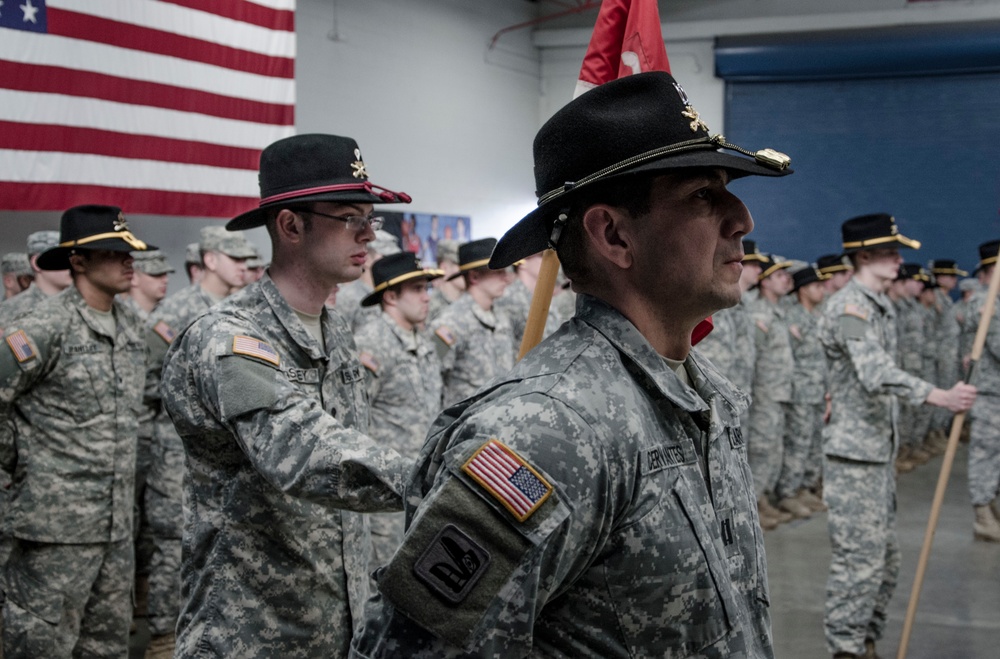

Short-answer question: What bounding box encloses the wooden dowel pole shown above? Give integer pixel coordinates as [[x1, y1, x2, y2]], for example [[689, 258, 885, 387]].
[[517, 249, 561, 362]]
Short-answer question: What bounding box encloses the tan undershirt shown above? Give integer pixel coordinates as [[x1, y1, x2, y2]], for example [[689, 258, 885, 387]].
[[292, 307, 325, 351]]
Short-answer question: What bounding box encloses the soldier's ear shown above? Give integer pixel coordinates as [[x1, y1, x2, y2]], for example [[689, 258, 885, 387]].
[[581, 204, 634, 272], [274, 208, 307, 245]]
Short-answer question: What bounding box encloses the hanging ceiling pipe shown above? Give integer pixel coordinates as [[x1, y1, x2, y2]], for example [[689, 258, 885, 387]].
[[487, 0, 601, 52]]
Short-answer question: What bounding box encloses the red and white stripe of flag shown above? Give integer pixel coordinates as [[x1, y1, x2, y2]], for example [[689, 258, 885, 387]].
[[0, 0, 296, 217]]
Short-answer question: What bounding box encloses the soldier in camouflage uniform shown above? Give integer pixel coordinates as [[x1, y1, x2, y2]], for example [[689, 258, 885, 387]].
[[960, 240, 1000, 542], [429, 238, 515, 407], [783, 266, 830, 507], [427, 239, 465, 322], [335, 230, 401, 333], [355, 253, 445, 565], [0, 254, 32, 300], [0, 232, 71, 331], [817, 254, 854, 302], [494, 250, 562, 350], [819, 214, 976, 659], [139, 227, 257, 657], [891, 264, 932, 471], [0, 205, 156, 658], [122, 250, 173, 320], [748, 254, 807, 523], [119, 249, 173, 631], [352, 70, 792, 658], [926, 259, 967, 452], [161, 134, 412, 658]]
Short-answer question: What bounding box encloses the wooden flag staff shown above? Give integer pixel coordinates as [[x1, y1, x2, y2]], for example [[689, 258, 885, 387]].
[[897, 243, 1000, 659], [517, 249, 561, 361]]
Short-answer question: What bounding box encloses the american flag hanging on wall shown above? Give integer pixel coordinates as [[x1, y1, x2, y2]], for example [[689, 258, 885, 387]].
[[0, 0, 295, 217]]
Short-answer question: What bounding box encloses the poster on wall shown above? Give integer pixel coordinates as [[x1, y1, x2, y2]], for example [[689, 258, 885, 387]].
[[380, 212, 472, 264]]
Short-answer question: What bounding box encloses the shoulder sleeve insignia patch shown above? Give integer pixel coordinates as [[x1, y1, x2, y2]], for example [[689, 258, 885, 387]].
[[232, 335, 280, 366], [434, 326, 456, 347], [6, 330, 36, 363], [843, 303, 869, 321], [152, 321, 176, 344], [359, 351, 379, 374], [462, 440, 553, 523], [413, 524, 491, 605], [755, 319, 769, 333]]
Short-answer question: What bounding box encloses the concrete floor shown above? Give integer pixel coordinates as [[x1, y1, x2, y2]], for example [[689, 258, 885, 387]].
[[766, 443, 1000, 659], [130, 443, 999, 659]]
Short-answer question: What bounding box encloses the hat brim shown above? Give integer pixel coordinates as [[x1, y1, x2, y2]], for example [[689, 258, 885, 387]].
[[489, 149, 791, 269], [227, 188, 407, 231], [446, 258, 494, 281], [360, 270, 443, 307], [842, 234, 921, 254], [931, 268, 968, 277], [36, 240, 158, 271]]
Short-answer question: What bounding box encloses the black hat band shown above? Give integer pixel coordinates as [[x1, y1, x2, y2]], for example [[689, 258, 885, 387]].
[[60, 231, 148, 251], [535, 134, 790, 207]]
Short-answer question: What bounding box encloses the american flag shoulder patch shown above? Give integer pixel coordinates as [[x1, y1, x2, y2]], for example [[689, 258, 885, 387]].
[[435, 326, 456, 347], [462, 440, 553, 523], [359, 351, 379, 374], [6, 330, 37, 363], [843, 303, 869, 321], [152, 321, 176, 344], [232, 335, 280, 366]]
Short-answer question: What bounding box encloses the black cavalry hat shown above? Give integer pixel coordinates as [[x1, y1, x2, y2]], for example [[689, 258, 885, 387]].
[[817, 253, 851, 275], [489, 71, 792, 269], [977, 239, 1000, 271], [791, 265, 830, 292], [361, 253, 443, 307], [841, 213, 920, 254], [757, 254, 794, 282], [227, 134, 411, 231], [447, 238, 499, 281], [929, 259, 968, 277], [896, 263, 924, 281], [37, 205, 155, 271], [742, 239, 767, 263]]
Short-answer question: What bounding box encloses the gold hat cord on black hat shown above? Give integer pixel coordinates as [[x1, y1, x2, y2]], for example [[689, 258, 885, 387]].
[[60, 231, 148, 251]]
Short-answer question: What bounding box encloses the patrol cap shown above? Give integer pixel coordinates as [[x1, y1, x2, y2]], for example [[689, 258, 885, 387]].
[[37, 205, 155, 271], [841, 213, 920, 254], [246, 252, 266, 269], [199, 226, 257, 259], [227, 134, 411, 231], [489, 71, 792, 269], [448, 238, 498, 281], [929, 258, 968, 277], [370, 230, 401, 257], [959, 278, 981, 293], [742, 239, 767, 263], [791, 265, 830, 292], [977, 239, 1000, 271], [26, 231, 60, 256], [184, 242, 202, 266], [758, 254, 793, 281], [436, 239, 460, 266], [361, 252, 444, 307], [817, 253, 852, 275], [132, 250, 175, 276], [1, 253, 31, 276]]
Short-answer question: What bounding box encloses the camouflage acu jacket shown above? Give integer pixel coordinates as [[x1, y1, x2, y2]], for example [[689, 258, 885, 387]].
[[355, 311, 443, 457], [352, 294, 772, 659], [0, 286, 146, 543], [749, 296, 794, 403], [820, 278, 934, 463], [785, 301, 827, 404], [962, 288, 1000, 396], [695, 297, 756, 394], [161, 275, 410, 658], [429, 294, 515, 407]]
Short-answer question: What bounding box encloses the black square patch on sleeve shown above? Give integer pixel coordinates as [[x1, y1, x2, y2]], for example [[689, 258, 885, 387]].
[[413, 524, 491, 605]]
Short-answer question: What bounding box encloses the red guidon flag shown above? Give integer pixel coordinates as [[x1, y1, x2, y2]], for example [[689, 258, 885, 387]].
[[573, 0, 713, 344], [0, 0, 295, 217]]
